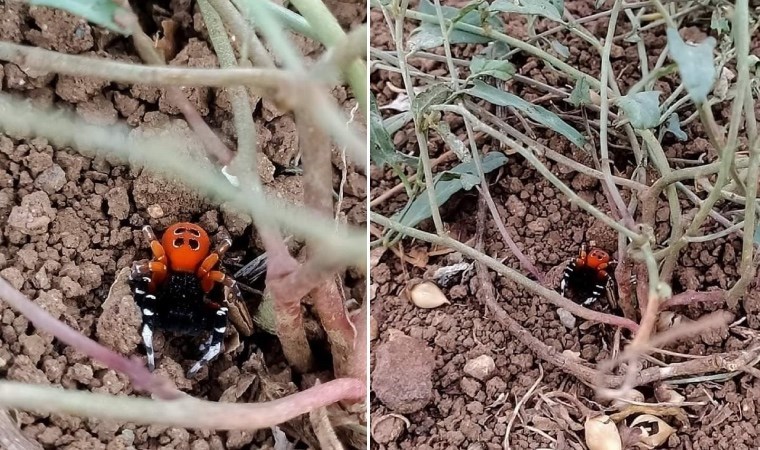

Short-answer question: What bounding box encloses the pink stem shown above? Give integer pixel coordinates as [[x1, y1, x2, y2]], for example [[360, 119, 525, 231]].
[[0, 278, 180, 399]]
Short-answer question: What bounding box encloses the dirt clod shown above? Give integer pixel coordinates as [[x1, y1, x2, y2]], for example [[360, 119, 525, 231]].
[[7, 190, 55, 236], [372, 330, 434, 413], [95, 268, 141, 356], [463, 355, 496, 381]]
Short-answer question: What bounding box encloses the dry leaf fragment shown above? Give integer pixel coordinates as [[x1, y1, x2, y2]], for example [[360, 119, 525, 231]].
[[408, 281, 450, 309], [630, 414, 675, 448], [585, 415, 622, 450]]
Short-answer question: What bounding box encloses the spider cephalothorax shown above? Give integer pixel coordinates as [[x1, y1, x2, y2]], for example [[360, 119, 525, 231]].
[[128, 222, 253, 376], [559, 243, 616, 308]]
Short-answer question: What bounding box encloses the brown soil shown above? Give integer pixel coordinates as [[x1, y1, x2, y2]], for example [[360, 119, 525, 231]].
[[370, 2, 760, 449], [0, 2, 366, 449]]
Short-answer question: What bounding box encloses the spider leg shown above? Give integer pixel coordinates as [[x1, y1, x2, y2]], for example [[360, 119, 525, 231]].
[[187, 306, 228, 377], [197, 238, 231, 282], [202, 270, 254, 336], [560, 261, 576, 296], [129, 266, 159, 371], [583, 279, 607, 306]]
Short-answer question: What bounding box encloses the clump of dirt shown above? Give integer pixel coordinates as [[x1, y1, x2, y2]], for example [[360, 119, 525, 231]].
[[370, 1, 759, 448], [0, 2, 366, 448]]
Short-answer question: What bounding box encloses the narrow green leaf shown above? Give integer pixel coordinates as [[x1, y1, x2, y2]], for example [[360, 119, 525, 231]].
[[551, 40, 570, 59], [450, 0, 487, 25], [409, 0, 502, 51], [568, 77, 591, 107], [490, 0, 563, 22], [666, 28, 717, 105], [482, 41, 511, 59], [370, 93, 401, 167], [383, 112, 413, 135], [28, 0, 131, 34], [617, 91, 661, 130], [459, 173, 480, 190], [469, 56, 516, 81], [391, 152, 508, 228], [664, 113, 688, 141], [467, 79, 585, 148]]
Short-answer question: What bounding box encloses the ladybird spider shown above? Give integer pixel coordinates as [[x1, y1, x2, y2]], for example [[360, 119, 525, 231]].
[[128, 222, 254, 376], [559, 243, 615, 308]]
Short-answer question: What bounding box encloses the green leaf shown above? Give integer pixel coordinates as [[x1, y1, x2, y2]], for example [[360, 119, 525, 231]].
[[489, 0, 563, 22], [664, 113, 688, 141], [383, 112, 413, 135], [469, 56, 516, 81], [409, 0, 502, 51], [617, 91, 661, 130], [370, 93, 401, 167], [568, 77, 591, 107], [551, 40, 570, 59], [391, 152, 508, 229], [28, 0, 131, 34], [459, 173, 480, 190], [666, 28, 717, 105], [411, 83, 453, 127], [481, 41, 511, 59], [433, 121, 470, 161], [710, 12, 730, 34], [467, 79, 585, 148], [450, 0, 487, 25]]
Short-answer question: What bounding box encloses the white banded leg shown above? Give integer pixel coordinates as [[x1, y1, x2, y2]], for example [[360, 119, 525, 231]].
[[129, 268, 158, 371], [583, 280, 606, 306], [560, 262, 576, 296], [187, 306, 228, 377]]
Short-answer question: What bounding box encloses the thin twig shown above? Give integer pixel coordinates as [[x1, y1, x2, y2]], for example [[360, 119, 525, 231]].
[[0, 379, 364, 430], [0, 278, 179, 399]]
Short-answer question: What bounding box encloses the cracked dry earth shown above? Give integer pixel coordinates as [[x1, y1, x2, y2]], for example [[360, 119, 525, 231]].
[[369, 1, 760, 449], [0, 1, 366, 449]]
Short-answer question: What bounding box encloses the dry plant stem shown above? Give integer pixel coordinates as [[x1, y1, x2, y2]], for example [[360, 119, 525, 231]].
[[597, 0, 635, 228], [369, 150, 457, 207], [727, 0, 758, 303], [206, 0, 275, 67], [297, 109, 357, 378], [0, 41, 288, 91], [461, 113, 544, 282], [289, 0, 368, 115], [468, 102, 647, 191], [661, 30, 750, 287], [660, 289, 727, 310], [0, 409, 42, 450], [263, 230, 314, 373], [199, 0, 260, 181], [438, 104, 641, 242], [372, 212, 639, 331], [403, 9, 602, 91], [394, 0, 445, 235], [0, 278, 180, 400], [314, 25, 369, 81], [310, 402, 344, 450], [602, 312, 733, 376], [348, 300, 368, 384], [0, 96, 366, 272], [127, 12, 235, 165], [473, 198, 745, 392], [640, 130, 682, 231], [641, 157, 750, 225], [0, 379, 364, 430]]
